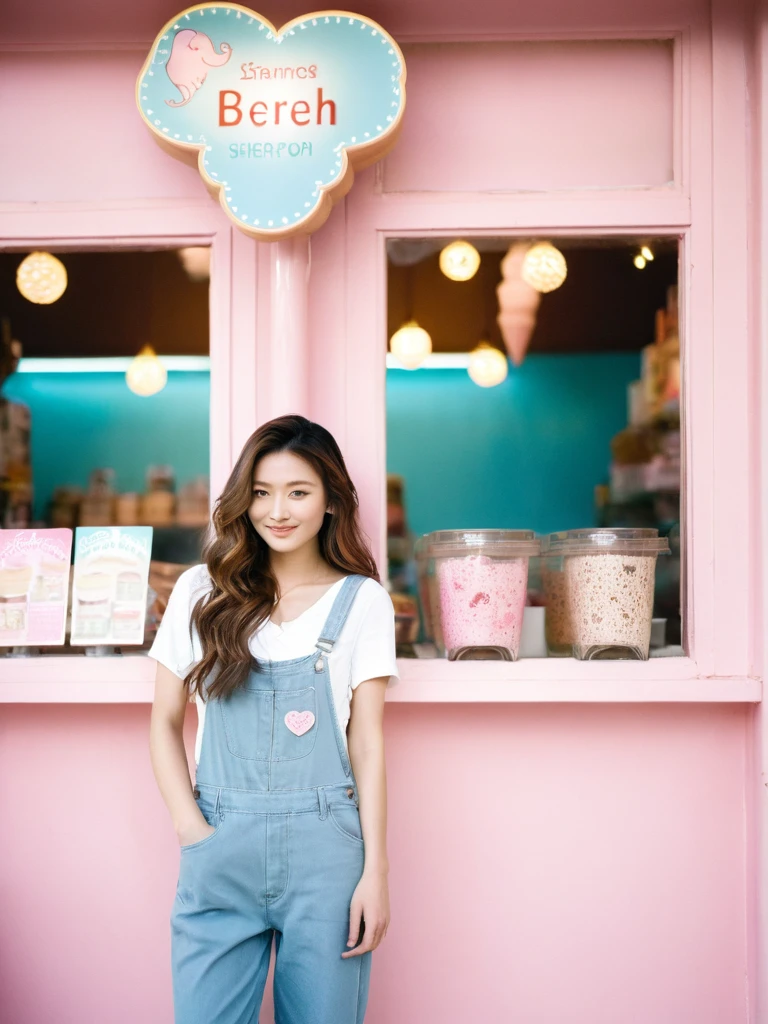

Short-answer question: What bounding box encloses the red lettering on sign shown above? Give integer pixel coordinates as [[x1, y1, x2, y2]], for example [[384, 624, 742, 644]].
[[219, 90, 242, 126], [316, 88, 335, 125], [249, 101, 267, 127], [218, 89, 338, 127], [291, 100, 310, 126]]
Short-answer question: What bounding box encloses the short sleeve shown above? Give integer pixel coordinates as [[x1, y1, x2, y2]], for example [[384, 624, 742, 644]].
[[349, 582, 400, 690], [147, 565, 207, 679]]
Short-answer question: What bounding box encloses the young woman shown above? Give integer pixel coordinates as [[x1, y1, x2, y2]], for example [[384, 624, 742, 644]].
[[148, 414, 398, 1024]]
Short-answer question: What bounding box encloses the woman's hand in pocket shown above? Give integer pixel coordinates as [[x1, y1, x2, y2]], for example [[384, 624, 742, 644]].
[[176, 813, 216, 848]]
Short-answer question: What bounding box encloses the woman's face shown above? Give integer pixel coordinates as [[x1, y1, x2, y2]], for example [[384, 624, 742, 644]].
[[249, 450, 330, 554]]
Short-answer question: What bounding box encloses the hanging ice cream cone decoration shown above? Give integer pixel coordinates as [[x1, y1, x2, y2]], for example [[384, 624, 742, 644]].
[[496, 243, 541, 366]]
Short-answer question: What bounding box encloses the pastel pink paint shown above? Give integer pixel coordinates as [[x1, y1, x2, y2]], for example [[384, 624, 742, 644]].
[[284, 710, 315, 736], [0, 8, 763, 1024]]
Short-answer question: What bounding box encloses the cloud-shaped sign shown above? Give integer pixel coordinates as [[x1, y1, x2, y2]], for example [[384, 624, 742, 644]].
[[137, 6, 406, 240]]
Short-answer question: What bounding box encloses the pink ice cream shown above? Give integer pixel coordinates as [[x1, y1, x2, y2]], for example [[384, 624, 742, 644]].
[[436, 555, 528, 657]]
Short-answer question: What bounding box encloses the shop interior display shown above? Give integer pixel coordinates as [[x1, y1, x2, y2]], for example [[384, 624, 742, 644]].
[[594, 283, 681, 644], [0, 528, 72, 648], [541, 528, 670, 661], [386, 236, 683, 659], [421, 530, 540, 661], [0, 240, 683, 661], [0, 249, 210, 655], [0, 318, 31, 531], [70, 526, 154, 648], [386, 474, 421, 654]]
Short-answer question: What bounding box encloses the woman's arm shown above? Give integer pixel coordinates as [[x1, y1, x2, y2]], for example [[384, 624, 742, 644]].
[[342, 676, 390, 958], [149, 662, 213, 847]]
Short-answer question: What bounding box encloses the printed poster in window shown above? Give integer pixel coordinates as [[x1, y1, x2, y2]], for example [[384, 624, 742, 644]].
[[71, 527, 153, 646], [0, 529, 73, 646]]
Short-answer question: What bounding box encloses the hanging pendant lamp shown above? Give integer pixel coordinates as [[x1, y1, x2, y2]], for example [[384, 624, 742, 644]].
[[521, 242, 567, 293], [16, 252, 68, 305], [468, 342, 508, 388], [126, 345, 168, 396], [389, 320, 433, 370]]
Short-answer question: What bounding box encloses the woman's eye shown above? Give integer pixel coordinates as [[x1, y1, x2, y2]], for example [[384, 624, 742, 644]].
[[252, 489, 267, 497], [290, 490, 308, 498]]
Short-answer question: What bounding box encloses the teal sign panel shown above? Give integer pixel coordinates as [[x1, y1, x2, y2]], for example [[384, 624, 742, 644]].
[[137, 5, 406, 240]]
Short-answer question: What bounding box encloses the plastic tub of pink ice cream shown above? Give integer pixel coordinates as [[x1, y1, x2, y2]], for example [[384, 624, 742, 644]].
[[425, 529, 540, 661], [544, 528, 670, 661]]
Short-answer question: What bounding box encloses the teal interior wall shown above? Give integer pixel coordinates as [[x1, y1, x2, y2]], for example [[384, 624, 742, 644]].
[[1, 371, 210, 521], [386, 353, 641, 538], [2, 353, 637, 531]]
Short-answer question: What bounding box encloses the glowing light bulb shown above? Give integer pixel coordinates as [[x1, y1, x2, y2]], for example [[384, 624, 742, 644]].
[[389, 321, 432, 370], [16, 252, 68, 304], [439, 240, 481, 282], [641, 246, 654, 261], [468, 342, 508, 388], [521, 243, 567, 293], [178, 247, 211, 281], [126, 345, 168, 396], [634, 255, 647, 270]]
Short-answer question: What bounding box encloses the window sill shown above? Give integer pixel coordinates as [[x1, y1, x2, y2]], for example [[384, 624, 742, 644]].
[[0, 654, 760, 703]]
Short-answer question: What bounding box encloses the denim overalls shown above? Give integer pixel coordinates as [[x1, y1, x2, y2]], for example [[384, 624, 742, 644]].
[[171, 575, 372, 1024]]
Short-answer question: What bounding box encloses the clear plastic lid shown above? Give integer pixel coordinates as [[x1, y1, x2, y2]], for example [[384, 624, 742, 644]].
[[422, 529, 540, 558], [541, 528, 670, 557], [414, 535, 430, 560]]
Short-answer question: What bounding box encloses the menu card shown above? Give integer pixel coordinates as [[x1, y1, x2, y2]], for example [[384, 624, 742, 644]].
[[0, 529, 73, 646], [71, 527, 153, 646]]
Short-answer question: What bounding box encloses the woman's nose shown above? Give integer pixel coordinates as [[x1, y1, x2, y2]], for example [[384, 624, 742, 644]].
[[270, 500, 290, 521]]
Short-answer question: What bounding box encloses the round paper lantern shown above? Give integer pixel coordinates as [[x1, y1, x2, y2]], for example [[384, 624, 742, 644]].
[[16, 252, 68, 305], [439, 241, 481, 282], [389, 321, 432, 369], [468, 343, 508, 388], [177, 247, 211, 281], [126, 346, 168, 397], [521, 243, 568, 293]]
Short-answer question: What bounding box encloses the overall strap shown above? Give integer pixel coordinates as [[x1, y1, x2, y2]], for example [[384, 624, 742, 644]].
[[315, 575, 369, 653]]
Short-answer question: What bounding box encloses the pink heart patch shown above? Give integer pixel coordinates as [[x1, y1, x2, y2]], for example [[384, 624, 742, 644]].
[[284, 710, 315, 736]]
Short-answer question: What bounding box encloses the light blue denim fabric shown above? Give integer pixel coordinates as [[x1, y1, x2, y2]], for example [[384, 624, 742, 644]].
[[171, 575, 372, 1024]]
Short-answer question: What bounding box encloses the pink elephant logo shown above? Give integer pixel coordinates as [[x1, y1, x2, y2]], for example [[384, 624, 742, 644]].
[[165, 29, 232, 107]]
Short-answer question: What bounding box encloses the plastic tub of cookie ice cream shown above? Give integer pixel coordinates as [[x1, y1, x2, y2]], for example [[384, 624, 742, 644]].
[[545, 528, 670, 661], [426, 529, 540, 661]]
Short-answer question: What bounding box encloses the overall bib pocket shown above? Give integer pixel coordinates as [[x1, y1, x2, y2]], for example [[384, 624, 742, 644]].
[[220, 685, 274, 760], [220, 684, 318, 760]]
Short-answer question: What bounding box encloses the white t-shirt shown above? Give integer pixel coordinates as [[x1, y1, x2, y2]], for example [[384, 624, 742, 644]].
[[148, 565, 399, 764]]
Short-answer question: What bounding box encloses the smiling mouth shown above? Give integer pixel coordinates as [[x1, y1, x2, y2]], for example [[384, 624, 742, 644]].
[[268, 525, 298, 535]]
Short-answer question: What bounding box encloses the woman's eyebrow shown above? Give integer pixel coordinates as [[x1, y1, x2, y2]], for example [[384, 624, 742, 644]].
[[252, 480, 316, 487]]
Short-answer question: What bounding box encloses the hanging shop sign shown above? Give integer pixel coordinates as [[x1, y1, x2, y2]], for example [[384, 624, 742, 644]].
[[137, 5, 406, 241]]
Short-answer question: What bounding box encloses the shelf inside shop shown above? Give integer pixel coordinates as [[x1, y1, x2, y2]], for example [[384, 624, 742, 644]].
[[0, 655, 759, 703]]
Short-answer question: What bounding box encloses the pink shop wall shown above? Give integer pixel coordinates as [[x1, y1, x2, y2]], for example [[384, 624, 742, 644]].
[[0, 0, 764, 1022], [0, 703, 753, 1024]]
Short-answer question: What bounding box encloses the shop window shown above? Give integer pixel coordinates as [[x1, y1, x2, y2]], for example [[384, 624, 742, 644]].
[[0, 247, 211, 651], [385, 237, 681, 663]]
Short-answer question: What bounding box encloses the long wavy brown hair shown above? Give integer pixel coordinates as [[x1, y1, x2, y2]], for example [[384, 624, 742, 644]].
[[186, 415, 379, 701]]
